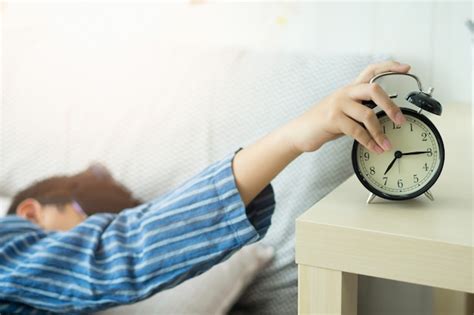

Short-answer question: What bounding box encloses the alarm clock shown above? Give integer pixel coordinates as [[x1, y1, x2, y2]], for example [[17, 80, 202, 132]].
[[351, 72, 445, 203]]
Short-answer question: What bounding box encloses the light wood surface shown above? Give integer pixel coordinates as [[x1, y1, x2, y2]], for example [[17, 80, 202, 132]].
[[295, 104, 473, 313], [298, 265, 357, 315], [296, 170, 473, 293]]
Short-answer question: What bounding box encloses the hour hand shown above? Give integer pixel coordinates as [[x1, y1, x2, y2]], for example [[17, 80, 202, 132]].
[[384, 156, 398, 175]]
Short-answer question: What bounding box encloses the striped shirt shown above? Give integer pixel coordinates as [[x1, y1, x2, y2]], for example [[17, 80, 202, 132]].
[[0, 151, 275, 314]]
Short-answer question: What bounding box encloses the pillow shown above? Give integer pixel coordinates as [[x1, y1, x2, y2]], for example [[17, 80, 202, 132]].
[[1, 42, 386, 313], [96, 244, 274, 315], [0, 196, 11, 217], [0, 46, 223, 200]]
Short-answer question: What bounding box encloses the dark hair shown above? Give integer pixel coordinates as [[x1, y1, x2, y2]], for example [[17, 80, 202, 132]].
[[7, 164, 142, 216]]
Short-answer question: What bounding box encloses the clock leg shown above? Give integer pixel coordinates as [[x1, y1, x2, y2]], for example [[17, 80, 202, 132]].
[[424, 190, 435, 201], [366, 193, 376, 204]]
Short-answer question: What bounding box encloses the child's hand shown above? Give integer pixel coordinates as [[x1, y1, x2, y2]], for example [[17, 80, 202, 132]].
[[233, 60, 411, 205], [289, 61, 411, 154]]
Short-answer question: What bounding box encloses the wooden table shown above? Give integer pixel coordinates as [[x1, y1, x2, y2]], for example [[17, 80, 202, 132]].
[[295, 104, 473, 314]]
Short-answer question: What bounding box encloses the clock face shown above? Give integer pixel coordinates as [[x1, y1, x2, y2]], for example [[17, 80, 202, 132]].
[[352, 108, 445, 200]]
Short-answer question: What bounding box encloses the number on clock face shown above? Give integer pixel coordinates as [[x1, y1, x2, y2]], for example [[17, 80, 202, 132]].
[[355, 112, 443, 198]]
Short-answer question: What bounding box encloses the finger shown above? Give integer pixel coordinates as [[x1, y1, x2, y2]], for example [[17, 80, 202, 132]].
[[348, 83, 406, 125], [342, 101, 391, 151], [354, 60, 411, 84], [338, 115, 384, 154]]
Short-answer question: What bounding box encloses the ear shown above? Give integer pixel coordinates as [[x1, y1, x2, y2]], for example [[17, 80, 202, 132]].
[[16, 198, 44, 224]]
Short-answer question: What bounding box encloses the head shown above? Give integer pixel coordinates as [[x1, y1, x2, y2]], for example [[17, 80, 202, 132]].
[[7, 164, 141, 231]]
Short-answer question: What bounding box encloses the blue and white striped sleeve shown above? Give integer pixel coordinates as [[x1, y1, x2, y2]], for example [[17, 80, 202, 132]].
[[0, 150, 275, 314]]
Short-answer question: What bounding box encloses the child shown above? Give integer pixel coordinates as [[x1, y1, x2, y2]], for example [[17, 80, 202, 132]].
[[0, 61, 409, 314]]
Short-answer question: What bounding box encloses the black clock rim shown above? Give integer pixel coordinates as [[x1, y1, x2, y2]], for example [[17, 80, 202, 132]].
[[351, 108, 445, 201]]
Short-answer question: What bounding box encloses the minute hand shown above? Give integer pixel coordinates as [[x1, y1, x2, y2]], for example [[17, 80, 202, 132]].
[[402, 151, 431, 156]]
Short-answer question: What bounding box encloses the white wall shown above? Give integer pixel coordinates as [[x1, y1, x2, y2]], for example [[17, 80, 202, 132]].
[[178, 1, 472, 105], [1, 1, 472, 105]]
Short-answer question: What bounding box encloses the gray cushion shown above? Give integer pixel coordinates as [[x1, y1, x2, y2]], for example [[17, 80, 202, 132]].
[[1, 45, 385, 313], [204, 51, 385, 314]]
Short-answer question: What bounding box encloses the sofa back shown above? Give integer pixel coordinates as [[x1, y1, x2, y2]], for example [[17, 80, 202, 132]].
[[0, 48, 383, 313]]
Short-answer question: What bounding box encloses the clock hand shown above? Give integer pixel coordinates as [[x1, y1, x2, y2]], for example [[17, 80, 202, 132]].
[[384, 156, 398, 175], [402, 151, 431, 156], [384, 150, 403, 175]]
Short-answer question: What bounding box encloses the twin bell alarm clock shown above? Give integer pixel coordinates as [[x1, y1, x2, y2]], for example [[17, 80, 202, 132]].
[[351, 72, 445, 204]]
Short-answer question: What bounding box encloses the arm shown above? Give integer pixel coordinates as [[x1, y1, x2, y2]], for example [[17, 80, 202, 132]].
[[234, 60, 410, 205]]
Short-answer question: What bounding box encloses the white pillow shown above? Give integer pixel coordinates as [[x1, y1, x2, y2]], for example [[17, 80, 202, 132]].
[[96, 244, 274, 315], [0, 46, 231, 200], [1, 41, 387, 313], [0, 196, 11, 217]]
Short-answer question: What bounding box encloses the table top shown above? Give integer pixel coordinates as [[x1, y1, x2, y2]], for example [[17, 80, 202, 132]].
[[295, 103, 473, 293]]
